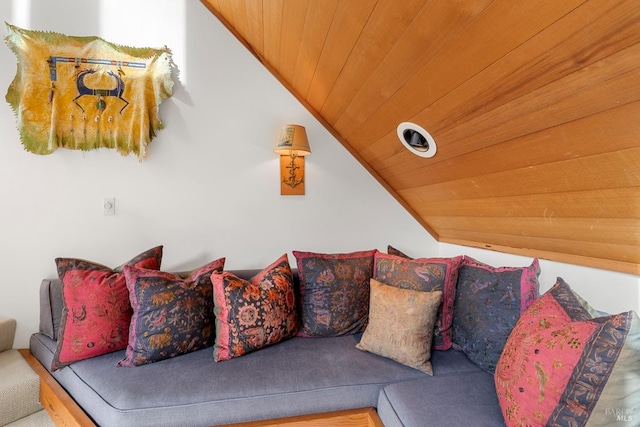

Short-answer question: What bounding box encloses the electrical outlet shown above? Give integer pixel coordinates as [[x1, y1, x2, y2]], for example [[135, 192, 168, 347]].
[[103, 197, 115, 216]]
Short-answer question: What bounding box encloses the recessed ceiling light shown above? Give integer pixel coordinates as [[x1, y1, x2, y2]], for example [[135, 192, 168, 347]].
[[396, 122, 437, 158]]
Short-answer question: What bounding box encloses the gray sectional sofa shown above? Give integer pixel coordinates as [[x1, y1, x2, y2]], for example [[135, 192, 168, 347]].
[[30, 269, 505, 427]]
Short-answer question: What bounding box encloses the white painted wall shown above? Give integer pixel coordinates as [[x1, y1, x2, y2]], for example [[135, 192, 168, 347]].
[[0, 0, 637, 348]]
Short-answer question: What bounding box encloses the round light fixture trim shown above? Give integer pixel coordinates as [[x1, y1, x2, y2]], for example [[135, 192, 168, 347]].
[[397, 122, 436, 158]]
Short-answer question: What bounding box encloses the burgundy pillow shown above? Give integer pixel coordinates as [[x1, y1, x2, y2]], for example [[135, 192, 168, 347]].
[[373, 252, 462, 350], [387, 245, 412, 259], [52, 246, 163, 370], [211, 254, 298, 361], [293, 249, 377, 337], [118, 258, 225, 367]]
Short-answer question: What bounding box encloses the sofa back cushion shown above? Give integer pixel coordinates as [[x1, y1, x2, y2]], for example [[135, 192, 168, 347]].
[[39, 279, 64, 340]]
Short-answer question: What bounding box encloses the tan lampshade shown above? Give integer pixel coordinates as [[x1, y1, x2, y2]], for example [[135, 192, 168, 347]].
[[274, 124, 311, 156]]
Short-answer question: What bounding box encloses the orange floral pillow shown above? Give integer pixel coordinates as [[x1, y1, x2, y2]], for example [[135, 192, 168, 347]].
[[211, 254, 298, 361], [495, 278, 640, 426]]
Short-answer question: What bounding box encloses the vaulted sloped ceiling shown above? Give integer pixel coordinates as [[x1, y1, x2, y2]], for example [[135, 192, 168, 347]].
[[201, 0, 640, 275]]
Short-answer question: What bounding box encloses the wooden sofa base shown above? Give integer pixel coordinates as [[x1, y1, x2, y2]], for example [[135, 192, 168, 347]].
[[218, 407, 384, 427], [19, 349, 96, 427], [19, 349, 383, 427]]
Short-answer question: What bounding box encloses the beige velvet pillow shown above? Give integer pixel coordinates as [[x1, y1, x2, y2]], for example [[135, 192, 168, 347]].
[[356, 279, 442, 375]]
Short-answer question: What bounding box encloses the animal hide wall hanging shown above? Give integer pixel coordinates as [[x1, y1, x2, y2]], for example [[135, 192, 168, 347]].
[[4, 23, 174, 159]]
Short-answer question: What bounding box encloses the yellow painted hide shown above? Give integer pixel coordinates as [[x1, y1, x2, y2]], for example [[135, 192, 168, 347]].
[[5, 23, 173, 159]]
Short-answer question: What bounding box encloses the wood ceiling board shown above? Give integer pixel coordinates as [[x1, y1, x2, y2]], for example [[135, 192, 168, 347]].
[[305, 0, 377, 111], [435, 229, 640, 265], [397, 148, 640, 202], [440, 236, 640, 275], [417, 187, 640, 220], [388, 0, 640, 164], [244, 0, 265, 58], [330, 0, 492, 134], [382, 101, 640, 190], [346, 0, 588, 148], [214, 0, 249, 44], [262, 0, 284, 69], [318, 0, 427, 125], [426, 216, 640, 247], [276, 0, 310, 84], [290, 1, 339, 97], [432, 46, 640, 162]]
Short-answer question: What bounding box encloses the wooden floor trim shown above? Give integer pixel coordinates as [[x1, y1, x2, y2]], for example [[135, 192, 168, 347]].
[[19, 349, 96, 427], [218, 407, 384, 427]]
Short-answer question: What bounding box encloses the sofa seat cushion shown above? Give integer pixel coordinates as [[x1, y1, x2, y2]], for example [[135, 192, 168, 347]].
[[377, 371, 505, 427], [30, 332, 427, 427]]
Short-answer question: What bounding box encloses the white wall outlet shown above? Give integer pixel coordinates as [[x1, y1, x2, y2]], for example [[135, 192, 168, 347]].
[[103, 197, 115, 216]]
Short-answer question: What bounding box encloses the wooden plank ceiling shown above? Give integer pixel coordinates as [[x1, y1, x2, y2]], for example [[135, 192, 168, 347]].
[[201, 0, 640, 275]]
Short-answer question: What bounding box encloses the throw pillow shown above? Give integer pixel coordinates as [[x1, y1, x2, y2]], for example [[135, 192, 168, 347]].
[[387, 245, 412, 259], [51, 246, 163, 371], [452, 257, 539, 372], [117, 257, 225, 367], [495, 278, 640, 426], [293, 249, 377, 337], [211, 254, 298, 361], [373, 252, 462, 350], [356, 279, 442, 375]]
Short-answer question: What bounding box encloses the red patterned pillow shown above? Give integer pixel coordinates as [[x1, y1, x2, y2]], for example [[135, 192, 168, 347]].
[[211, 254, 298, 361], [117, 258, 225, 367], [52, 246, 163, 370], [495, 278, 640, 426], [373, 252, 462, 350], [293, 249, 377, 337]]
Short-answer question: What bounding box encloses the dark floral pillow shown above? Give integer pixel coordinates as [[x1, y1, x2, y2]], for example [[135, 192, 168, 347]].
[[211, 254, 298, 361], [373, 252, 462, 350], [52, 246, 163, 371], [495, 278, 640, 426], [452, 257, 539, 372], [386, 245, 412, 259], [293, 249, 377, 337], [117, 258, 225, 367]]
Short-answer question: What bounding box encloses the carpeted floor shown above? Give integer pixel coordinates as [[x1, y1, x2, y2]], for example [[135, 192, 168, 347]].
[[5, 410, 55, 427]]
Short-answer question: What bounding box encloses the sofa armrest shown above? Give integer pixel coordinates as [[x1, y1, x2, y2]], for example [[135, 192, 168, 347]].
[[0, 318, 16, 352]]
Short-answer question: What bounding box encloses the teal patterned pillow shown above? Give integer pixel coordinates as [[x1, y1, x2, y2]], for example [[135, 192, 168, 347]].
[[452, 257, 539, 372], [211, 254, 298, 361], [118, 258, 225, 367], [293, 249, 377, 337], [374, 252, 462, 350]]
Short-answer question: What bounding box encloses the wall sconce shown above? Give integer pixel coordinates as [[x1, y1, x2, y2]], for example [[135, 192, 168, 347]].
[[274, 124, 311, 196]]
